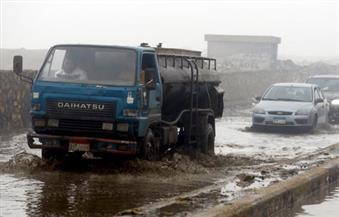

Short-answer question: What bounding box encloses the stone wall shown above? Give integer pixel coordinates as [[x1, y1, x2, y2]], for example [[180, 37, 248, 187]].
[[0, 70, 33, 132]]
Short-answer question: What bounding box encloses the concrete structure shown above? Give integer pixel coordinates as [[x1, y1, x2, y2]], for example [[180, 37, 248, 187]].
[[205, 34, 281, 71]]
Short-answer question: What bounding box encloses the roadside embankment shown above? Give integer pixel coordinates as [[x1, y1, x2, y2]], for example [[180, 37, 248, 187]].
[[0, 70, 34, 132], [195, 157, 339, 217]]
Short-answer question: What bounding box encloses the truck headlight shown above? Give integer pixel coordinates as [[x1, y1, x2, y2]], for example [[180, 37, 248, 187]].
[[102, 123, 113, 131], [123, 109, 137, 117], [33, 92, 39, 99], [32, 104, 40, 111], [253, 108, 265, 114], [295, 108, 311, 116], [331, 99, 339, 106], [117, 123, 129, 132], [48, 119, 59, 127], [34, 119, 45, 127]]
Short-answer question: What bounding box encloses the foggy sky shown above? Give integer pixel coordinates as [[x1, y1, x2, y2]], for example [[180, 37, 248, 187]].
[[1, 0, 338, 59]]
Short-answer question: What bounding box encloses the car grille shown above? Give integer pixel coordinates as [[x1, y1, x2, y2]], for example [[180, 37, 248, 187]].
[[47, 100, 115, 120], [268, 111, 293, 115]]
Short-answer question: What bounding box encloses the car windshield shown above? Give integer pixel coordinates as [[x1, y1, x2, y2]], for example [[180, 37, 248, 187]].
[[307, 78, 339, 91], [38, 46, 136, 86], [262, 86, 312, 102]]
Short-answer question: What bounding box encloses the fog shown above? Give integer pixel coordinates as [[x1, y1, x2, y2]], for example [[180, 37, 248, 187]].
[[1, 0, 339, 60]]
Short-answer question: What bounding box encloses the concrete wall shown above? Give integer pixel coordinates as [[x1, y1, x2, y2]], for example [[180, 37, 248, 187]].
[[0, 70, 33, 132]]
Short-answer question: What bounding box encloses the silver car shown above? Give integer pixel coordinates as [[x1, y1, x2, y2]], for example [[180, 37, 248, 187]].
[[306, 75, 339, 124], [252, 83, 329, 131]]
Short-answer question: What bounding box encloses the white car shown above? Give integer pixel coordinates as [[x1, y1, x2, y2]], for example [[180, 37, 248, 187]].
[[252, 83, 329, 132]]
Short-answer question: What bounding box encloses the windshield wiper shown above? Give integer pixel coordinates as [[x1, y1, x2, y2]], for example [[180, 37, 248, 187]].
[[275, 98, 307, 102], [262, 98, 278, 101]]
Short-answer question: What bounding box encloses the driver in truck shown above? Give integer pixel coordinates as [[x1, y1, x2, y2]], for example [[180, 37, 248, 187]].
[[55, 53, 88, 80]]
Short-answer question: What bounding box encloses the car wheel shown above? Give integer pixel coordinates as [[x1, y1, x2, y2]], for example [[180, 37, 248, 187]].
[[308, 115, 318, 133]]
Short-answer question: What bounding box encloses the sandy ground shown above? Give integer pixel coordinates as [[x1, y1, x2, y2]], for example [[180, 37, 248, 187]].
[[0, 113, 338, 217]]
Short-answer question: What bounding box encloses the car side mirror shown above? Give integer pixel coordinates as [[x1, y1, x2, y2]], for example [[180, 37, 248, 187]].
[[255, 96, 262, 101], [13, 55, 23, 75], [315, 98, 324, 104]]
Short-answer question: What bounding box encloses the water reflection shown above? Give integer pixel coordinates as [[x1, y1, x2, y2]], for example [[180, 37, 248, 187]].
[[294, 183, 339, 217], [1, 171, 205, 217]]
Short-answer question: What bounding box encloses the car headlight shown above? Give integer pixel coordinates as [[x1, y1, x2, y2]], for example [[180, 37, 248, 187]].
[[295, 108, 311, 116], [253, 108, 265, 114], [331, 99, 339, 106]]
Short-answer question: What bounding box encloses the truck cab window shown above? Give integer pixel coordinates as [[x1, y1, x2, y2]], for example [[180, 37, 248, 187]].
[[141, 53, 157, 85]]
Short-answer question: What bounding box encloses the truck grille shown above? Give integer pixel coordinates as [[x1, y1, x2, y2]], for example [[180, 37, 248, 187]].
[[47, 100, 115, 120], [58, 119, 104, 132]]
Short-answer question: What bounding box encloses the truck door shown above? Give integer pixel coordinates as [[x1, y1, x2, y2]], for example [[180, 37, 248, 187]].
[[141, 53, 162, 120]]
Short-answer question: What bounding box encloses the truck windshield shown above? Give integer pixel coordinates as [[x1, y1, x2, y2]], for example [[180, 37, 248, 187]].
[[38, 46, 136, 86]]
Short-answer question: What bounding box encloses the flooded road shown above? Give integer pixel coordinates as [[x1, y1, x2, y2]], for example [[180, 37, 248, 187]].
[[295, 184, 339, 217], [1, 114, 338, 216]]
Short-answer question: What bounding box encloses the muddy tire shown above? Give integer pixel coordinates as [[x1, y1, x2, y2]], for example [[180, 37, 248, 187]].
[[41, 148, 66, 162], [198, 117, 215, 155], [139, 129, 159, 161]]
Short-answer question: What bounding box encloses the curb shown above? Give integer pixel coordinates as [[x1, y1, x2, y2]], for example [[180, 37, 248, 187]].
[[193, 157, 339, 217]]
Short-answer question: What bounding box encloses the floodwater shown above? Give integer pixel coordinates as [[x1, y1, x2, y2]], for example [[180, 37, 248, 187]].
[[0, 172, 210, 217], [293, 182, 339, 217], [1, 115, 338, 216]]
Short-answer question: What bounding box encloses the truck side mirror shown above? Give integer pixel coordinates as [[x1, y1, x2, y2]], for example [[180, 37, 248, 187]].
[[145, 68, 156, 90], [13, 55, 23, 75]]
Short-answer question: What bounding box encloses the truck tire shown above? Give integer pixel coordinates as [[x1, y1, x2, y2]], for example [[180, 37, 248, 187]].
[[41, 148, 65, 162], [198, 116, 215, 155], [139, 129, 159, 161]]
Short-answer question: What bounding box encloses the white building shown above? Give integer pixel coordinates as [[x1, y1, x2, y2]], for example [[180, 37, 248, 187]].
[[205, 34, 281, 71]]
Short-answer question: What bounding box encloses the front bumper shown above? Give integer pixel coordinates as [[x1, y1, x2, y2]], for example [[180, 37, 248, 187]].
[[252, 113, 312, 127], [27, 132, 137, 155]]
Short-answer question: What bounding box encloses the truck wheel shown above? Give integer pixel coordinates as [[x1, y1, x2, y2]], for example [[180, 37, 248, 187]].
[[140, 129, 159, 161], [41, 148, 65, 162], [198, 121, 215, 155]]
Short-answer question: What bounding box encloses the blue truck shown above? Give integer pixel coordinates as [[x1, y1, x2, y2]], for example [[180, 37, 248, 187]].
[[13, 44, 224, 161]]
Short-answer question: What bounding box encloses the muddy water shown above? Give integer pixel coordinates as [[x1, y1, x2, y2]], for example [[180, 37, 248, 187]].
[[293, 182, 339, 217], [0, 170, 213, 216]]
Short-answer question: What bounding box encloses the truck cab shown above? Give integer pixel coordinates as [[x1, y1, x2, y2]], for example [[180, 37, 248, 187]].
[[25, 45, 164, 159]]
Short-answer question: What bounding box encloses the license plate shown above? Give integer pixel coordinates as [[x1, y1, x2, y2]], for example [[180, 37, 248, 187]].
[[69, 139, 90, 152], [273, 119, 286, 125]]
